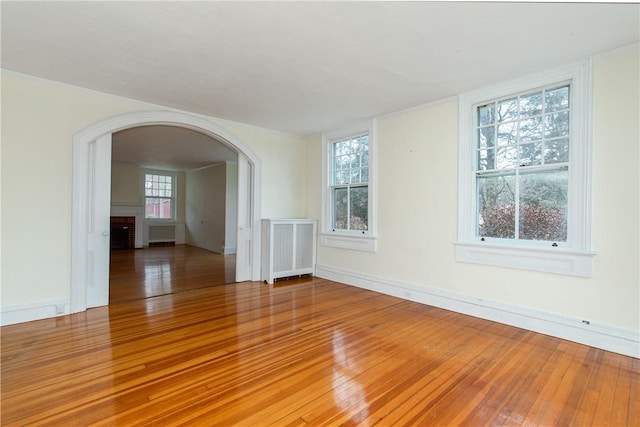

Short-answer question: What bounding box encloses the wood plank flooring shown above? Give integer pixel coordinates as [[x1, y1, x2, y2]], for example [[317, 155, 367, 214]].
[[109, 245, 235, 303], [2, 270, 639, 424]]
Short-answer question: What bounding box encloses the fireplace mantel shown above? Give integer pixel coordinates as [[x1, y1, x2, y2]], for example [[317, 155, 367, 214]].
[[111, 204, 143, 248]]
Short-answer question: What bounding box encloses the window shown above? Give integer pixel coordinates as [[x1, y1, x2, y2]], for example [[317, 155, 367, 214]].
[[456, 61, 595, 276], [331, 133, 369, 232], [144, 171, 174, 220], [476, 84, 570, 242], [321, 121, 377, 252]]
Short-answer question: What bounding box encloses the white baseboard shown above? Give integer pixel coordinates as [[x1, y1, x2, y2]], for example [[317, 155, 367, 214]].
[[222, 246, 237, 255], [315, 264, 639, 358], [1, 298, 71, 326]]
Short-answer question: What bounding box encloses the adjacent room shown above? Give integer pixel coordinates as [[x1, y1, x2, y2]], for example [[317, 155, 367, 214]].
[[1, 2, 638, 425], [109, 125, 238, 303]]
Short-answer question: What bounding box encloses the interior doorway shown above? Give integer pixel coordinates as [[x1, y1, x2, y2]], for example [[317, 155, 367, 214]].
[[71, 111, 262, 314], [109, 124, 241, 303]]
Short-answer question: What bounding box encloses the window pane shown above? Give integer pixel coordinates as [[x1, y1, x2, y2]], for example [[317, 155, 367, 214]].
[[497, 97, 518, 122], [361, 168, 369, 183], [478, 126, 495, 149], [333, 188, 348, 230], [350, 169, 361, 184], [519, 142, 543, 166], [497, 122, 517, 145], [545, 85, 570, 112], [145, 198, 172, 219], [362, 150, 370, 166], [350, 153, 360, 169], [496, 146, 517, 169], [519, 168, 568, 241], [478, 103, 495, 126], [349, 186, 368, 231], [544, 112, 570, 138], [519, 91, 543, 117], [477, 149, 495, 171], [519, 117, 542, 143], [544, 138, 569, 164], [335, 171, 349, 185], [477, 174, 516, 238]]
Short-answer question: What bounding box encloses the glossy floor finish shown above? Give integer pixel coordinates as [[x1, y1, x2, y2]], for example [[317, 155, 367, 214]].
[[2, 278, 638, 426], [109, 245, 236, 303]]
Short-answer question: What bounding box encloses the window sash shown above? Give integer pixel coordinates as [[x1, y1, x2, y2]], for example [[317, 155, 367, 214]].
[[143, 172, 175, 220], [330, 133, 369, 232], [473, 82, 572, 245], [331, 184, 368, 232]]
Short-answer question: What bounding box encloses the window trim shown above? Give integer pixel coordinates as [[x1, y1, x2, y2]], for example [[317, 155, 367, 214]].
[[321, 120, 377, 252], [455, 60, 595, 276], [142, 168, 176, 222]]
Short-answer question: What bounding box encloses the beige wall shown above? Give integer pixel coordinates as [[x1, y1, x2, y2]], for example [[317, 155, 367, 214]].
[[111, 162, 186, 228], [307, 46, 639, 333], [111, 162, 140, 205], [185, 163, 227, 253], [1, 71, 308, 307]]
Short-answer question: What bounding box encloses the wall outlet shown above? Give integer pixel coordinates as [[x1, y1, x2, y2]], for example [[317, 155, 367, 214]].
[[55, 304, 65, 315]]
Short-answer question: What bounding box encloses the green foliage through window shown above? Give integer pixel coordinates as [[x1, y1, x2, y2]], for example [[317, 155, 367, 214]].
[[331, 134, 369, 231]]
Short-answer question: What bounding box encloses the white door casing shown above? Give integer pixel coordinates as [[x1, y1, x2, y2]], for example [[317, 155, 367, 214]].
[[71, 110, 262, 314], [236, 154, 252, 282], [86, 133, 112, 307]]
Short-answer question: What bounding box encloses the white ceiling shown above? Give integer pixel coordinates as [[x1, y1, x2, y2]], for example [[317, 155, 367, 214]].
[[2, 1, 639, 168], [112, 126, 237, 171]]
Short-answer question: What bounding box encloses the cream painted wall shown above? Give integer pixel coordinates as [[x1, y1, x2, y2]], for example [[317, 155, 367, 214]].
[[111, 162, 140, 205], [111, 163, 185, 232], [1, 71, 308, 308], [185, 163, 227, 253], [308, 46, 639, 333]]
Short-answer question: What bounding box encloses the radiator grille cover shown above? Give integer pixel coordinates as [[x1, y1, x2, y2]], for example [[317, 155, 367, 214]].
[[149, 225, 175, 241]]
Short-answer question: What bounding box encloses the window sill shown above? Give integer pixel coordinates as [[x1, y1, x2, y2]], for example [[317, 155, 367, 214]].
[[454, 241, 595, 277], [320, 232, 377, 252]]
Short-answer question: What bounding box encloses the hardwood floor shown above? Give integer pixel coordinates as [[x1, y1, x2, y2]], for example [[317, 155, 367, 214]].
[[109, 245, 236, 303], [2, 277, 638, 425]]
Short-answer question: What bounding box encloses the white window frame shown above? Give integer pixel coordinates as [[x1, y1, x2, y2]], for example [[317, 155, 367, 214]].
[[142, 169, 176, 222], [321, 120, 377, 252], [455, 60, 595, 277]]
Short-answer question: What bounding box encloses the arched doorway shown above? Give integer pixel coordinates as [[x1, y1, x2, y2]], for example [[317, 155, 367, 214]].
[[70, 110, 262, 314]]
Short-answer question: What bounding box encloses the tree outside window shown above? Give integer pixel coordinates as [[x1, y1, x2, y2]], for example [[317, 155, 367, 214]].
[[330, 134, 369, 232], [475, 84, 570, 243]]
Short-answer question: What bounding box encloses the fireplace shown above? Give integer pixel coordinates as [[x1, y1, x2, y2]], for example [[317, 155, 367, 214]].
[[110, 216, 135, 249]]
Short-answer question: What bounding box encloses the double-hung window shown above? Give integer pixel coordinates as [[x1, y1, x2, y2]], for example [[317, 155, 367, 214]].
[[476, 84, 570, 241], [331, 133, 369, 232], [321, 121, 377, 252], [144, 170, 175, 220], [456, 61, 595, 276]]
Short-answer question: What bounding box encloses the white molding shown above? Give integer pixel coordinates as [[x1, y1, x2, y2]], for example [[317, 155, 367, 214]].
[[72, 110, 262, 314], [457, 59, 594, 276], [222, 246, 237, 255], [1, 299, 71, 326], [315, 264, 639, 359], [320, 232, 377, 252], [321, 120, 377, 242], [454, 242, 595, 277]]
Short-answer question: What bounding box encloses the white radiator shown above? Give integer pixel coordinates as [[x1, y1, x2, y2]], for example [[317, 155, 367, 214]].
[[149, 225, 175, 242], [147, 223, 185, 244], [261, 219, 317, 284]]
